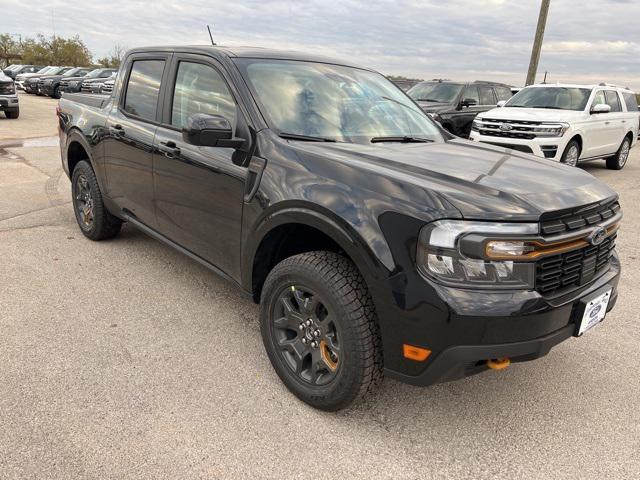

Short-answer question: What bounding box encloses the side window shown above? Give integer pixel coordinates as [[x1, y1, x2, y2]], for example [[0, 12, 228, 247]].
[[478, 86, 496, 105], [622, 92, 639, 112], [171, 62, 237, 130], [494, 87, 512, 102], [592, 91, 606, 109], [463, 85, 480, 104], [604, 90, 621, 112], [123, 60, 165, 121]]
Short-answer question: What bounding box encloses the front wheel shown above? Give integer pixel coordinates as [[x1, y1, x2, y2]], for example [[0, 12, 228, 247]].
[[561, 139, 581, 167], [606, 137, 631, 170], [53, 85, 61, 99], [260, 251, 383, 411], [4, 109, 19, 119]]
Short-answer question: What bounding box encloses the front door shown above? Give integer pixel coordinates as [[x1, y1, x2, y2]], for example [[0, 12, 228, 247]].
[[152, 56, 247, 279], [103, 55, 170, 227]]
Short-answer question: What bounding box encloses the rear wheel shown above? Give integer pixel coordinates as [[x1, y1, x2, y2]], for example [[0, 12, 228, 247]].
[[260, 251, 383, 411], [71, 160, 122, 240], [606, 137, 631, 170], [561, 139, 580, 167], [4, 109, 19, 119]]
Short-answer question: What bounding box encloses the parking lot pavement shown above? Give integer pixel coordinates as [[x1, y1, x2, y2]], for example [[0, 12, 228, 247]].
[[1, 97, 639, 480]]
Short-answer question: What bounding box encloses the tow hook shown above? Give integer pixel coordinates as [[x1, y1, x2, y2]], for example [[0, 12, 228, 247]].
[[487, 358, 511, 370]]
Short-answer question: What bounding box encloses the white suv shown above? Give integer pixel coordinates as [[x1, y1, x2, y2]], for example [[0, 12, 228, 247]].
[[469, 83, 639, 170]]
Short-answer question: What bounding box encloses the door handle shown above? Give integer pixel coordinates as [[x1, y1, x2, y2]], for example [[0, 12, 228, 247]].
[[109, 124, 124, 137], [604, 121, 610, 125], [622, 120, 626, 123], [158, 140, 181, 157]]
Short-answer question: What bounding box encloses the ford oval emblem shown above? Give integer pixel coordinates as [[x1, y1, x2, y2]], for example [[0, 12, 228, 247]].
[[588, 227, 607, 246], [499, 124, 513, 131]]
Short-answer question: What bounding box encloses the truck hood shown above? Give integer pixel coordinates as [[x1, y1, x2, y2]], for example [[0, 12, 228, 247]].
[[478, 107, 587, 123], [293, 139, 615, 221]]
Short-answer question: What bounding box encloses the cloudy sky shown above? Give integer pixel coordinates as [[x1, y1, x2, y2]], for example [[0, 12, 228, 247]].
[[4, 0, 640, 89]]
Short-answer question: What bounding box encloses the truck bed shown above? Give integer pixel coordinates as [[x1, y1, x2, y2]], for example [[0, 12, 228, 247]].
[[60, 92, 109, 109]]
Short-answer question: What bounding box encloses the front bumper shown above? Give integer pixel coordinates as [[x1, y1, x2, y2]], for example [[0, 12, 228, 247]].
[[0, 94, 19, 111], [469, 130, 571, 161], [23, 82, 40, 93], [39, 83, 55, 96], [377, 253, 620, 386]]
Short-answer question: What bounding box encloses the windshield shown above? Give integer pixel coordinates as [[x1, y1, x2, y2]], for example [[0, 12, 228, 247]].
[[407, 82, 463, 103], [236, 59, 442, 143], [85, 69, 102, 78], [505, 87, 591, 111], [63, 68, 83, 77], [37, 67, 53, 74]]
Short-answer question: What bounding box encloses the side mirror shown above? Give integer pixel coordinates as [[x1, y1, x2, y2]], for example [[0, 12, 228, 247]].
[[461, 98, 477, 107], [591, 103, 611, 114], [182, 113, 244, 148], [496, 100, 507, 108]]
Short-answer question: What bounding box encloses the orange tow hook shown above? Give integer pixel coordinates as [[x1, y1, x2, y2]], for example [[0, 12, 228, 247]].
[[487, 358, 511, 370]]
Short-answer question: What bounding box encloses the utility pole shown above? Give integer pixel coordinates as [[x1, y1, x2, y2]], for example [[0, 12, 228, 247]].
[[525, 0, 551, 86]]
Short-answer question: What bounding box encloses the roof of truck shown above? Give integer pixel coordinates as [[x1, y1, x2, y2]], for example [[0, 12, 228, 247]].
[[126, 45, 371, 70]]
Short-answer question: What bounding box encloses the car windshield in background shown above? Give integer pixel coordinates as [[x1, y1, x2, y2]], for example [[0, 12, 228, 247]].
[[407, 82, 463, 103], [505, 87, 591, 111], [62, 68, 83, 77], [236, 59, 442, 144]]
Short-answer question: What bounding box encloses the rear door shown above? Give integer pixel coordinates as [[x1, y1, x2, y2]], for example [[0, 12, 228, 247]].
[[152, 54, 248, 278], [603, 90, 626, 152], [103, 53, 171, 227]]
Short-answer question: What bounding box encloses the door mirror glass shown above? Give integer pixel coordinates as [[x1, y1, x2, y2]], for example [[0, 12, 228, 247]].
[[591, 103, 611, 114], [496, 100, 507, 108], [182, 113, 233, 146], [461, 98, 477, 107]]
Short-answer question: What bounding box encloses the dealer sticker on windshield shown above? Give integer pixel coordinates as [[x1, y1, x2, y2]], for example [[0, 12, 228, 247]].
[[577, 288, 612, 336]]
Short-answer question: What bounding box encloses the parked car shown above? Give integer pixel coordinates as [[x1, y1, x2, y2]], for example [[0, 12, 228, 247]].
[[15, 66, 56, 90], [59, 46, 622, 411], [100, 78, 115, 94], [470, 83, 639, 169], [407, 80, 513, 137], [24, 67, 73, 94], [39, 67, 92, 98], [82, 71, 117, 93], [3, 64, 42, 79], [60, 68, 117, 94], [0, 71, 19, 118]]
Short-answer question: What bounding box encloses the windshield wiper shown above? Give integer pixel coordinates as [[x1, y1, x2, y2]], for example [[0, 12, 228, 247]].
[[278, 132, 336, 142], [416, 98, 441, 102], [370, 136, 434, 143]]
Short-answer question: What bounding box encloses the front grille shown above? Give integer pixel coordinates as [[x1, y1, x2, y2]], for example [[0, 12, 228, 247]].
[[536, 233, 617, 295], [0, 82, 14, 94], [476, 118, 547, 140], [81, 83, 93, 92], [102, 83, 113, 93], [540, 200, 620, 235]]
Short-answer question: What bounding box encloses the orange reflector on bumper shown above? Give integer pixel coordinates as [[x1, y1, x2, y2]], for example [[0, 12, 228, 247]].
[[487, 358, 511, 370], [403, 344, 431, 362]]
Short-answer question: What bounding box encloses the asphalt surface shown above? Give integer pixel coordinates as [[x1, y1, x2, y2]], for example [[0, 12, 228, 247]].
[[1, 93, 639, 480]]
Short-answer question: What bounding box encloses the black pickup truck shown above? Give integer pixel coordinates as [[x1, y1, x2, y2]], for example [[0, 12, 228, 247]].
[[58, 46, 622, 411]]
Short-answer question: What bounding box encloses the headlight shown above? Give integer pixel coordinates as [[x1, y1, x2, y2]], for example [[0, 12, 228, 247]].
[[417, 220, 538, 289], [471, 119, 482, 131], [532, 123, 569, 137]]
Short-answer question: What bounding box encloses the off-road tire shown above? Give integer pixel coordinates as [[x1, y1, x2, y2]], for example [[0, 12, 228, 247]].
[[260, 251, 383, 411], [71, 160, 122, 240], [606, 136, 631, 170]]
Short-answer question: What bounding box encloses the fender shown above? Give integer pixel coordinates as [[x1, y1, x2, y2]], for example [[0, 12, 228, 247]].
[[241, 201, 395, 294], [63, 127, 109, 197]]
